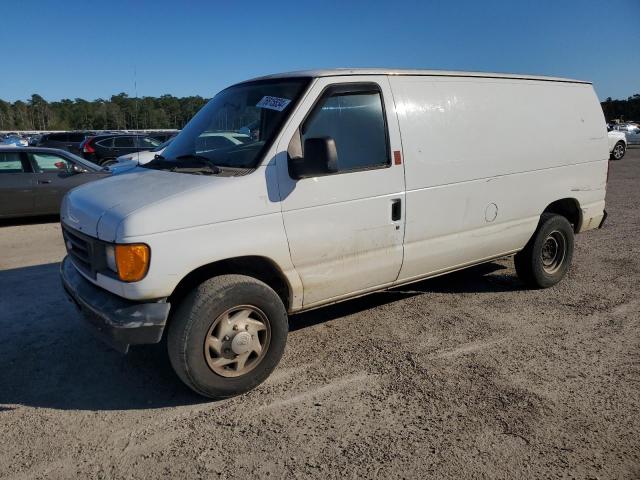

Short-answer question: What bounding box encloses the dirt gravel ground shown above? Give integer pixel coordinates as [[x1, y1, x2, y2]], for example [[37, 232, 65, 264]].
[[1, 149, 639, 480]]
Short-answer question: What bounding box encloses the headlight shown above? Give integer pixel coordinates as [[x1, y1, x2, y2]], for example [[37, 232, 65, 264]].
[[109, 244, 150, 282]]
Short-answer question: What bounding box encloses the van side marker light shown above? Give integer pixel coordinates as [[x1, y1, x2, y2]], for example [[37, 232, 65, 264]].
[[394, 150, 402, 165]]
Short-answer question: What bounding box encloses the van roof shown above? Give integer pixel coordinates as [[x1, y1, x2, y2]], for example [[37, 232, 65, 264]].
[[247, 68, 590, 85]]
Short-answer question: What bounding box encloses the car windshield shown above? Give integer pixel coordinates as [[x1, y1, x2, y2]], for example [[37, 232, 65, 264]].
[[149, 78, 309, 171]]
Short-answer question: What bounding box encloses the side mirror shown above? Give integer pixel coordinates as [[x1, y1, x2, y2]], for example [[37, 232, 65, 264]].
[[289, 137, 339, 179]]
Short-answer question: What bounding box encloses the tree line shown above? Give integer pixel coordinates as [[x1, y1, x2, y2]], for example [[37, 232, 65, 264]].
[[0, 93, 209, 131], [0, 92, 638, 132], [601, 94, 640, 122]]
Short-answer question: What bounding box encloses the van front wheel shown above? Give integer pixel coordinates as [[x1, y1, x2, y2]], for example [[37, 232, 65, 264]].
[[167, 274, 288, 399], [514, 213, 574, 288]]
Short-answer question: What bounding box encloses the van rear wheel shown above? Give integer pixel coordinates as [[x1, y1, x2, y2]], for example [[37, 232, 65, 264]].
[[167, 274, 288, 399], [514, 213, 574, 288]]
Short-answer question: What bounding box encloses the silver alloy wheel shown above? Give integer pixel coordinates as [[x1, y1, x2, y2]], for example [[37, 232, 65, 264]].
[[203, 305, 271, 378], [541, 230, 567, 274], [613, 143, 625, 160]]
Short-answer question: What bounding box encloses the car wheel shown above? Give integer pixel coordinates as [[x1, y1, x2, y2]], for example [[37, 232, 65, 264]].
[[514, 213, 574, 289], [167, 274, 288, 399], [101, 158, 117, 167], [610, 141, 626, 160]]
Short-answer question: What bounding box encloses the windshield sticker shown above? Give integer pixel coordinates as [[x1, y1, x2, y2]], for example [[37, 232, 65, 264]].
[[256, 96, 291, 111]]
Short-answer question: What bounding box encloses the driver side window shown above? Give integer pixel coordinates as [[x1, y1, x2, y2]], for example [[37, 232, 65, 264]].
[[301, 85, 390, 173], [29, 153, 71, 173]]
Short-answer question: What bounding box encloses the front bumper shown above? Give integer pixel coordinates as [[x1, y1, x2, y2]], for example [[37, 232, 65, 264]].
[[60, 256, 170, 353]]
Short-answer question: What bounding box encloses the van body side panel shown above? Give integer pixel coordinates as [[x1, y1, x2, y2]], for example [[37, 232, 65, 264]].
[[275, 76, 406, 306], [110, 212, 301, 304], [389, 76, 607, 282]]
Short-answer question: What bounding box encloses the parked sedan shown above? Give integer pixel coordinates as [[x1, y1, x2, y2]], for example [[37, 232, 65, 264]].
[[612, 123, 640, 145], [608, 129, 627, 160], [0, 147, 109, 218], [114, 138, 173, 166], [79, 134, 162, 165]]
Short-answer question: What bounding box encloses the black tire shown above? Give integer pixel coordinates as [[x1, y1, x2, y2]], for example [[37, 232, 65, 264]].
[[167, 274, 288, 399], [100, 158, 116, 166], [514, 213, 574, 289], [610, 141, 626, 160]]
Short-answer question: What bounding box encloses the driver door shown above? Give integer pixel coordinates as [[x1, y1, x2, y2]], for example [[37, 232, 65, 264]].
[[28, 152, 88, 214], [0, 151, 35, 217], [275, 76, 406, 308]]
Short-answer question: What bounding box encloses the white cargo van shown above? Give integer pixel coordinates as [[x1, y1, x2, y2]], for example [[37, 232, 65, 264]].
[[60, 69, 608, 398]]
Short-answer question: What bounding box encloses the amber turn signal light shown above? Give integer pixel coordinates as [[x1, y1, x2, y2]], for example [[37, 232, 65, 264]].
[[115, 244, 150, 282]]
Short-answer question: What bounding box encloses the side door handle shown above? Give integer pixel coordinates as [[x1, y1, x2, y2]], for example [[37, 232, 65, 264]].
[[38, 180, 52, 184], [391, 198, 402, 222]]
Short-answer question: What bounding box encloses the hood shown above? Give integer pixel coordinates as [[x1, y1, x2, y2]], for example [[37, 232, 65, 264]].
[[61, 166, 277, 242], [62, 169, 215, 241]]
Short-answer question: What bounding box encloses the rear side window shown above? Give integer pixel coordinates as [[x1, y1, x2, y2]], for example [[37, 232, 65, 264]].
[[114, 136, 135, 148], [96, 137, 114, 148], [29, 153, 71, 172], [301, 86, 389, 172], [0, 152, 25, 173]]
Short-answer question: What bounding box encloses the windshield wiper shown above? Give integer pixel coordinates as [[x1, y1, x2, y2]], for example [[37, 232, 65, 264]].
[[143, 155, 220, 175], [175, 154, 221, 174]]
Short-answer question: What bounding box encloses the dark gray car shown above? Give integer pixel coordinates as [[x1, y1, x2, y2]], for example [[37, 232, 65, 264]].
[[0, 147, 109, 218]]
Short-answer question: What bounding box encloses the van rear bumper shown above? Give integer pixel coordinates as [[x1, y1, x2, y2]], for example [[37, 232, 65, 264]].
[[60, 256, 170, 353]]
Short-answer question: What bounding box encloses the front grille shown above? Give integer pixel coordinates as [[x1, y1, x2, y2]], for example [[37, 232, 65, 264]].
[[62, 225, 105, 279]]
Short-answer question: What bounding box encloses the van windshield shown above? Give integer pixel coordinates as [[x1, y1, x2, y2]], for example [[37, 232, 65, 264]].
[[146, 78, 310, 172]]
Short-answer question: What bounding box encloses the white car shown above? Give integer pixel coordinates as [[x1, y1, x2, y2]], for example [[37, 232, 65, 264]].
[[113, 133, 250, 169], [60, 69, 608, 399], [114, 138, 173, 167], [612, 123, 640, 145], [608, 129, 627, 160], [195, 132, 251, 150]]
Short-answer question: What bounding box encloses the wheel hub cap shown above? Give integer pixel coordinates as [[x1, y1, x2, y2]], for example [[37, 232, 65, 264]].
[[541, 230, 566, 274], [203, 305, 271, 378], [614, 145, 624, 158], [231, 331, 252, 354]]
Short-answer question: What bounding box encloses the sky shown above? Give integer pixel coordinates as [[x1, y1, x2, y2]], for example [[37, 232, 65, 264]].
[[1, 0, 638, 102]]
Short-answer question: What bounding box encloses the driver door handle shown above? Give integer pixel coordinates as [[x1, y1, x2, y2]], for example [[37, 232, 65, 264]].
[[391, 198, 402, 221], [38, 180, 52, 184]]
